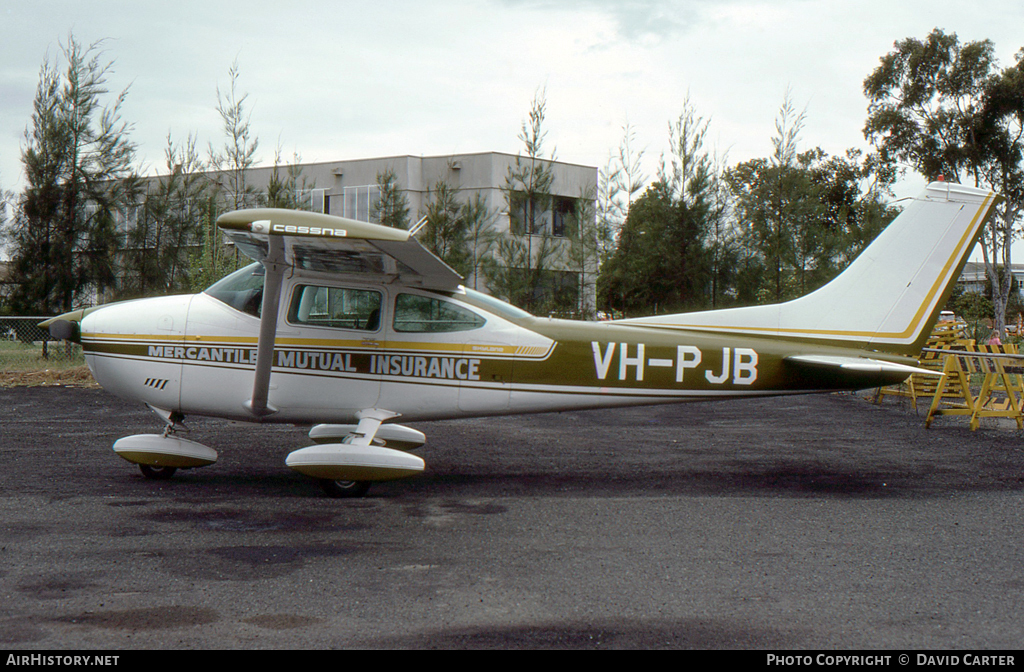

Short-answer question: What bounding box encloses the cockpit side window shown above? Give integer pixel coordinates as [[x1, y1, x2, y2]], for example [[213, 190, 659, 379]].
[[393, 294, 486, 333], [204, 263, 265, 317], [288, 285, 382, 331]]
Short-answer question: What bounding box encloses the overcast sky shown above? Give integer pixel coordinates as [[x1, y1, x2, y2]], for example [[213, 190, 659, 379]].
[[3, 0, 1023, 202]]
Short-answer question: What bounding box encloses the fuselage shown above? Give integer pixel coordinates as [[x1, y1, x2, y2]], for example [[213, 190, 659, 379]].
[[79, 263, 911, 425]]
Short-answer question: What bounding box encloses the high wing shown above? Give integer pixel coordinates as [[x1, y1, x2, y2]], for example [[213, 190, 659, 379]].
[[216, 208, 463, 291], [215, 208, 463, 418]]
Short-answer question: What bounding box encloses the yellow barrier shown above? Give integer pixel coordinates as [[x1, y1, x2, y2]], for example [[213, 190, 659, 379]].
[[921, 343, 1024, 430], [876, 320, 969, 410], [966, 344, 1024, 430], [875, 320, 1024, 430]]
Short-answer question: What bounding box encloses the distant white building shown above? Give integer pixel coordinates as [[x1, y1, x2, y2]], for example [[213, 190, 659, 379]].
[[146, 151, 598, 314], [957, 261, 1024, 297]]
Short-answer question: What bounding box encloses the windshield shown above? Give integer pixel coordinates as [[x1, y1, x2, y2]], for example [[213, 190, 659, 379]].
[[204, 263, 265, 317]]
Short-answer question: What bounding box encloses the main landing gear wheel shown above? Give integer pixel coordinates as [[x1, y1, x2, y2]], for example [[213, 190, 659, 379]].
[[139, 464, 178, 480], [318, 479, 371, 499]]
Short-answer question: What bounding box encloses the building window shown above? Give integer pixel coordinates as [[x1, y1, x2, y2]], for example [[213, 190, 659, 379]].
[[339, 185, 381, 222], [508, 191, 577, 236], [508, 192, 578, 237], [509, 191, 550, 236], [551, 196, 577, 237]]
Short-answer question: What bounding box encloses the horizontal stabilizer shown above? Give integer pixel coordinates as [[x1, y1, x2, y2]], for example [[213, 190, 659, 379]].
[[785, 355, 942, 377]]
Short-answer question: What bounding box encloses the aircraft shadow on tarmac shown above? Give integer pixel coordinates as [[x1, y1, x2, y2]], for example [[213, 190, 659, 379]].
[[7, 388, 1024, 501]]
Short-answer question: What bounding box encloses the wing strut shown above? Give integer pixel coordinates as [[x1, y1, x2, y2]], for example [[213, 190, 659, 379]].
[[245, 235, 286, 418]]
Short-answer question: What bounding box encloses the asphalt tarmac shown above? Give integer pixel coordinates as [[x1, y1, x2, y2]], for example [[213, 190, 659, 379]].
[[1, 385, 1023, 650]]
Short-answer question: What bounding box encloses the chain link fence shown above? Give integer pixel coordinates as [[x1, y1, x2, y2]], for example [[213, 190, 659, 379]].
[[0, 317, 84, 371]]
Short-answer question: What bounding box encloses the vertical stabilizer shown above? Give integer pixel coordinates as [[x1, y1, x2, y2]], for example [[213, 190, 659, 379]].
[[617, 182, 999, 355]]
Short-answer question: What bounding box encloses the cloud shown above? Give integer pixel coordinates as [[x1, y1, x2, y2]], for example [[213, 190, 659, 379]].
[[499, 0, 703, 41]]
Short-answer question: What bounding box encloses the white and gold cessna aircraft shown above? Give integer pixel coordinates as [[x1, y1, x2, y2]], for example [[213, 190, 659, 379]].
[[44, 181, 998, 497]]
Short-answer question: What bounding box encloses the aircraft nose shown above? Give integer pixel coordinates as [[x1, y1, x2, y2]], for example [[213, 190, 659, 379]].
[[48, 318, 79, 342], [38, 308, 98, 344]]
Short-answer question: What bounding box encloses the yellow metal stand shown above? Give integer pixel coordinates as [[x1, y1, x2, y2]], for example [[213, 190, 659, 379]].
[[877, 322, 1024, 430], [968, 344, 1024, 430], [876, 321, 968, 410], [924, 347, 978, 428]]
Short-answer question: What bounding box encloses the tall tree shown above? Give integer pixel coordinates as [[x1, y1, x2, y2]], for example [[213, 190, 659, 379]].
[[122, 133, 210, 298], [728, 94, 820, 302], [8, 34, 139, 313], [565, 185, 600, 318], [265, 146, 313, 210], [460, 193, 497, 291], [185, 201, 237, 294], [0, 184, 15, 309], [598, 181, 705, 315], [421, 178, 470, 275], [975, 49, 1024, 329], [864, 28, 1024, 336], [600, 99, 728, 316], [498, 88, 558, 313], [704, 153, 739, 308], [729, 96, 896, 305], [595, 122, 648, 273], [209, 60, 260, 211]]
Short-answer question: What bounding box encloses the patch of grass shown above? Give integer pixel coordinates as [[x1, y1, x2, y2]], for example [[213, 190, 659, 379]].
[[0, 339, 85, 373]]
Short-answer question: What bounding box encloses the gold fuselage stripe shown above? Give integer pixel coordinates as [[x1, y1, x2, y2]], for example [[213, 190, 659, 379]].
[[81, 334, 554, 359]]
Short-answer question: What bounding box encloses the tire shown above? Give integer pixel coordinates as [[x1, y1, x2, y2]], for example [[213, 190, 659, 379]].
[[318, 479, 371, 498], [139, 464, 177, 480]]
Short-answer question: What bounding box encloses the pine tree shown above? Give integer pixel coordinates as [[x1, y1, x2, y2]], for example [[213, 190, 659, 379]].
[[9, 34, 139, 313], [371, 167, 410, 229]]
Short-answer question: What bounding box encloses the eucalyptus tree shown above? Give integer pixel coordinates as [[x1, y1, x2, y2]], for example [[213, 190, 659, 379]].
[[864, 29, 1024, 336]]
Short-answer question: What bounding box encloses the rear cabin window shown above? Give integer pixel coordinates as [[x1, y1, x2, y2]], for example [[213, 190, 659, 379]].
[[289, 285, 382, 331], [393, 294, 486, 333]]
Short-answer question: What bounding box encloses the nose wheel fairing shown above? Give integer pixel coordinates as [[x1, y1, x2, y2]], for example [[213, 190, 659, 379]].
[[112, 434, 219, 469]]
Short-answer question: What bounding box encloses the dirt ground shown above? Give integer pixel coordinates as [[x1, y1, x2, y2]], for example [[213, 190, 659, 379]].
[[0, 365, 97, 389], [1, 385, 1023, 649]]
